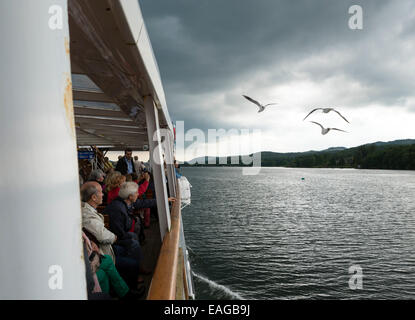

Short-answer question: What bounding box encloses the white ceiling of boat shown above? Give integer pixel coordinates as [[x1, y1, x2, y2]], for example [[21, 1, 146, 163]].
[[68, 0, 172, 151]]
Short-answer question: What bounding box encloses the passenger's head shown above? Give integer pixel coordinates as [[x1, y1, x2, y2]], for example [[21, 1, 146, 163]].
[[118, 182, 139, 203], [131, 172, 139, 181], [89, 169, 105, 183], [134, 156, 138, 161], [118, 155, 122, 160], [120, 175, 126, 184], [80, 181, 103, 207], [104, 170, 115, 185], [125, 148, 133, 160], [125, 174, 133, 182], [106, 171, 122, 191]]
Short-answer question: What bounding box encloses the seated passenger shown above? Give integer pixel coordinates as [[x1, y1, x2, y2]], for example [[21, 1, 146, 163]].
[[104, 181, 142, 244], [83, 232, 144, 299], [104, 182, 151, 278], [131, 172, 139, 184], [88, 169, 105, 187], [106, 172, 126, 204], [80, 181, 116, 262], [102, 170, 117, 204], [81, 181, 145, 288], [82, 232, 106, 300]]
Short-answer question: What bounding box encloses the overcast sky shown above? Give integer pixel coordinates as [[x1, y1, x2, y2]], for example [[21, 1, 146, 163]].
[[139, 0, 415, 161]]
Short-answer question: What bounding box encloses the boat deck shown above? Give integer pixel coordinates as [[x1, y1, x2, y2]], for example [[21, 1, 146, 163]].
[[140, 211, 162, 299]]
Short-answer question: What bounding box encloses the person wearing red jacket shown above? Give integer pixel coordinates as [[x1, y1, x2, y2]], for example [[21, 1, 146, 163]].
[[137, 172, 150, 195], [107, 174, 126, 205]]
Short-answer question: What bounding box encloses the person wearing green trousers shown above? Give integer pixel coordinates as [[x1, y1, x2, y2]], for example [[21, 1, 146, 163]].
[[96, 254, 130, 297], [81, 181, 145, 300]]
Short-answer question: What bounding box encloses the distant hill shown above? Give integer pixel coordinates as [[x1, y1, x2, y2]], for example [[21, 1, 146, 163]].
[[186, 156, 217, 165], [321, 147, 347, 152], [369, 139, 415, 147], [183, 139, 415, 170]]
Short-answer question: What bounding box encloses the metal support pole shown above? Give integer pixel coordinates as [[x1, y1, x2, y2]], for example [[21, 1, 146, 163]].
[[0, 0, 86, 299], [144, 96, 171, 240], [165, 130, 177, 198]]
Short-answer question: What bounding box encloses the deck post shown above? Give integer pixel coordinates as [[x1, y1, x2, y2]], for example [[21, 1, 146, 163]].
[[0, 0, 86, 299], [165, 131, 177, 198], [144, 96, 171, 240]]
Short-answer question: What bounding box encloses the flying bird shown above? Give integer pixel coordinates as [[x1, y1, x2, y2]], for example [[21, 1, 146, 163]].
[[303, 108, 350, 123], [242, 95, 278, 113], [310, 121, 348, 135]]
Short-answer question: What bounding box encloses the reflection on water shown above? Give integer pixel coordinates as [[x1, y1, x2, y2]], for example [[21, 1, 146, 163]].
[[181, 167, 415, 299]]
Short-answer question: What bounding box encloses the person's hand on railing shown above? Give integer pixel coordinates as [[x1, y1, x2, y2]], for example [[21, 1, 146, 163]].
[[168, 197, 176, 203]]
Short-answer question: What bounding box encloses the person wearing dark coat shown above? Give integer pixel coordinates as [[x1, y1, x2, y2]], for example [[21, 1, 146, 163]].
[[115, 149, 136, 175], [104, 194, 141, 261], [104, 181, 152, 283]]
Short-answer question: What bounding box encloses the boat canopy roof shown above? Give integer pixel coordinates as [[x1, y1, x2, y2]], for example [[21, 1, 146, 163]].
[[69, 0, 172, 151]]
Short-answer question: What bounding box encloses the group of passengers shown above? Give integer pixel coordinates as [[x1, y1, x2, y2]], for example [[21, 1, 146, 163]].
[[80, 148, 173, 300]]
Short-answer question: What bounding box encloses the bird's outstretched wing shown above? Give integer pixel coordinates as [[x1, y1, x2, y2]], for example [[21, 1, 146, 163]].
[[242, 95, 262, 108], [330, 128, 348, 133], [310, 121, 324, 130], [303, 108, 321, 121], [333, 109, 350, 123], [264, 103, 278, 107]]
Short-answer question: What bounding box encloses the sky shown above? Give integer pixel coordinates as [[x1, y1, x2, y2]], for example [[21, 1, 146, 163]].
[[138, 0, 415, 161]]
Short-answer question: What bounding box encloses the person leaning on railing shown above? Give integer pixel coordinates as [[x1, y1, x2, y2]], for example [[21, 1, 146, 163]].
[[134, 170, 176, 228], [174, 160, 182, 179], [133, 171, 158, 231]]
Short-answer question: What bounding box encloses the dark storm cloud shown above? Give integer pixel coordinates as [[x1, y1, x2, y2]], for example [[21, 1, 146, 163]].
[[141, 0, 363, 91], [139, 0, 415, 130]]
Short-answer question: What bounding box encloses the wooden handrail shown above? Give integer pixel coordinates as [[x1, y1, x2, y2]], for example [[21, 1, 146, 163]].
[[147, 186, 181, 300]]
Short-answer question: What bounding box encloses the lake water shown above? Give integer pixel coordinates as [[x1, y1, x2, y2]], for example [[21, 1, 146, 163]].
[[180, 167, 415, 299]]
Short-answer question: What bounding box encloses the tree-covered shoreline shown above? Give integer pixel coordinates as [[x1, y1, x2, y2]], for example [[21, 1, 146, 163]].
[[183, 139, 415, 170]]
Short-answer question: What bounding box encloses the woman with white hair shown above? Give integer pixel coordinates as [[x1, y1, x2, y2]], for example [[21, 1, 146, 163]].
[[104, 182, 151, 284], [104, 182, 140, 244]]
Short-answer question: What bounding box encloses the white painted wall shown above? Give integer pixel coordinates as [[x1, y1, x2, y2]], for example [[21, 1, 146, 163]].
[[0, 0, 87, 299]]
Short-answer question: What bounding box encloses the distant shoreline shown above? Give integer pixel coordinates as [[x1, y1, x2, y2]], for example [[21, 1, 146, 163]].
[[181, 139, 415, 171], [181, 165, 415, 171]]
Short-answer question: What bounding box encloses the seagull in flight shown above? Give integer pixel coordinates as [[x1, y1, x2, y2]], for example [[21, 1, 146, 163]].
[[242, 95, 278, 113], [310, 121, 348, 135], [303, 108, 350, 123]]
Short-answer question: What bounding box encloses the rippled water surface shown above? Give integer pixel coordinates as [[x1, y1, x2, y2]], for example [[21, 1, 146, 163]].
[[180, 167, 415, 299]]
